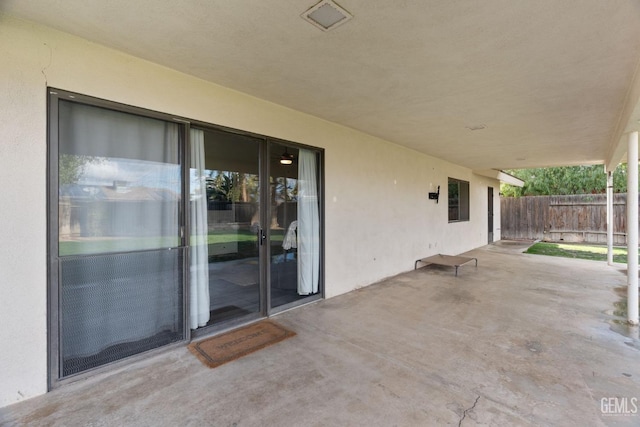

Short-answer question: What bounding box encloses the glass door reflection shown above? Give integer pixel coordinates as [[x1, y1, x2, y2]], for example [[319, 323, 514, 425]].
[[269, 142, 321, 309], [190, 128, 262, 329]]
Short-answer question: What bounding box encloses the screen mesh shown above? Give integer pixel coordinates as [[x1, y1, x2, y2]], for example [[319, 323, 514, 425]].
[[60, 249, 185, 377]]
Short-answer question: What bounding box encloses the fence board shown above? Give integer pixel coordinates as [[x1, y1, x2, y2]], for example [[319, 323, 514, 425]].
[[501, 194, 634, 244]]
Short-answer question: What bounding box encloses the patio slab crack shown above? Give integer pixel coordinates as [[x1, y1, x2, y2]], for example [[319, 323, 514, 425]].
[[458, 395, 480, 427]]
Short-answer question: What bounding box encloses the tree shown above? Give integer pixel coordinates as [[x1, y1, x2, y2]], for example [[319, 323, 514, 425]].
[[501, 164, 629, 197], [206, 171, 259, 202], [59, 154, 101, 185]]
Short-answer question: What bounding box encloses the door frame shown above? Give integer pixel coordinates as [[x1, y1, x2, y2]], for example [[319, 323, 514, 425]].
[[179, 127, 326, 336], [188, 122, 268, 338], [265, 138, 325, 316], [47, 89, 325, 387]]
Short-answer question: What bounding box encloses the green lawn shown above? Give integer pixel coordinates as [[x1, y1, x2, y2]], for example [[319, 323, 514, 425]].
[[525, 242, 633, 263], [59, 229, 285, 256], [59, 236, 180, 257]]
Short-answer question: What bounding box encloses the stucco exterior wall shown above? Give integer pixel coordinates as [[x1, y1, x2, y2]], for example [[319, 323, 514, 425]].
[[0, 15, 500, 407]]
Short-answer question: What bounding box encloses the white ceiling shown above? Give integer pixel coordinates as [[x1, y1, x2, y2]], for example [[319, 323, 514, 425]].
[[3, 0, 640, 170]]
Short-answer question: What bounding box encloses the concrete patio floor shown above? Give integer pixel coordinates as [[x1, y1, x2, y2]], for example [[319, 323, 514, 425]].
[[1, 241, 639, 426]]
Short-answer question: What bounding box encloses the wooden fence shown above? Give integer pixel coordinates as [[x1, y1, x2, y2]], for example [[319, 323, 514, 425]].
[[500, 194, 632, 244]]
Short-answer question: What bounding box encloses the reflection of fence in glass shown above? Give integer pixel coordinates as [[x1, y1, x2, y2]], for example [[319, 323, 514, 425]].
[[207, 201, 257, 226], [58, 181, 181, 256], [60, 199, 180, 237]]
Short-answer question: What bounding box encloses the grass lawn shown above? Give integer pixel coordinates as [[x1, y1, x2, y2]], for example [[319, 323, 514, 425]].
[[525, 242, 634, 263], [60, 229, 285, 256]]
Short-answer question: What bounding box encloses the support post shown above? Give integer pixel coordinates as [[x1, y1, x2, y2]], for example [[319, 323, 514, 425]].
[[607, 169, 614, 266], [627, 131, 639, 326]]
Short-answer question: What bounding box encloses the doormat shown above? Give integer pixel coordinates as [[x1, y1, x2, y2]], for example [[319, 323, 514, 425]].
[[188, 320, 296, 368]]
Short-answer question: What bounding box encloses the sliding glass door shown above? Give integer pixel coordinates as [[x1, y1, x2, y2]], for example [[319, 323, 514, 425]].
[[189, 133, 323, 332], [52, 96, 185, 378], [190, 127, 263, 330], [269, 142, 322, 310], [49, 90, 323, 383]]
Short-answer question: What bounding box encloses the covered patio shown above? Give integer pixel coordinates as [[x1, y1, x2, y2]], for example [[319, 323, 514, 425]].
[[1, 242, 637, 426], [4, 0, 640, 409]]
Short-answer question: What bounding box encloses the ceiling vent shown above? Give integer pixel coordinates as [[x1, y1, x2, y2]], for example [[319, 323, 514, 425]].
[[301, 0, 353, 32]]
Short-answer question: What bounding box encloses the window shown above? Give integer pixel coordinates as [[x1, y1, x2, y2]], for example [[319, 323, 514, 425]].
[[448, 178, 469, 222]]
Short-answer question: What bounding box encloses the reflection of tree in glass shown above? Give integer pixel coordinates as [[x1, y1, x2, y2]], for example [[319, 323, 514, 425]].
[[206, 173, 231, 201], [58, 154, 102, 185], [242, 173, 259, 202], [448, 181, 459, 202], [269, 177, 298, 216], [205, 171, 259, 202]]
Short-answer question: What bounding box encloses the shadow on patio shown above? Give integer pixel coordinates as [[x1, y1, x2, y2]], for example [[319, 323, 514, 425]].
[[1, 241, 639, 426]]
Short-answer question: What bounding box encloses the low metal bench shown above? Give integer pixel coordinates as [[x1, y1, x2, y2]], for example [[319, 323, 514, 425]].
[[414, 254, 478, 276]]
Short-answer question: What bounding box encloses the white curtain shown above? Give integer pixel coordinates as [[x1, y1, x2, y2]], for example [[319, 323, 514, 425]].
[[189, 129, 210, 329], [297, 149, 320, 295]]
